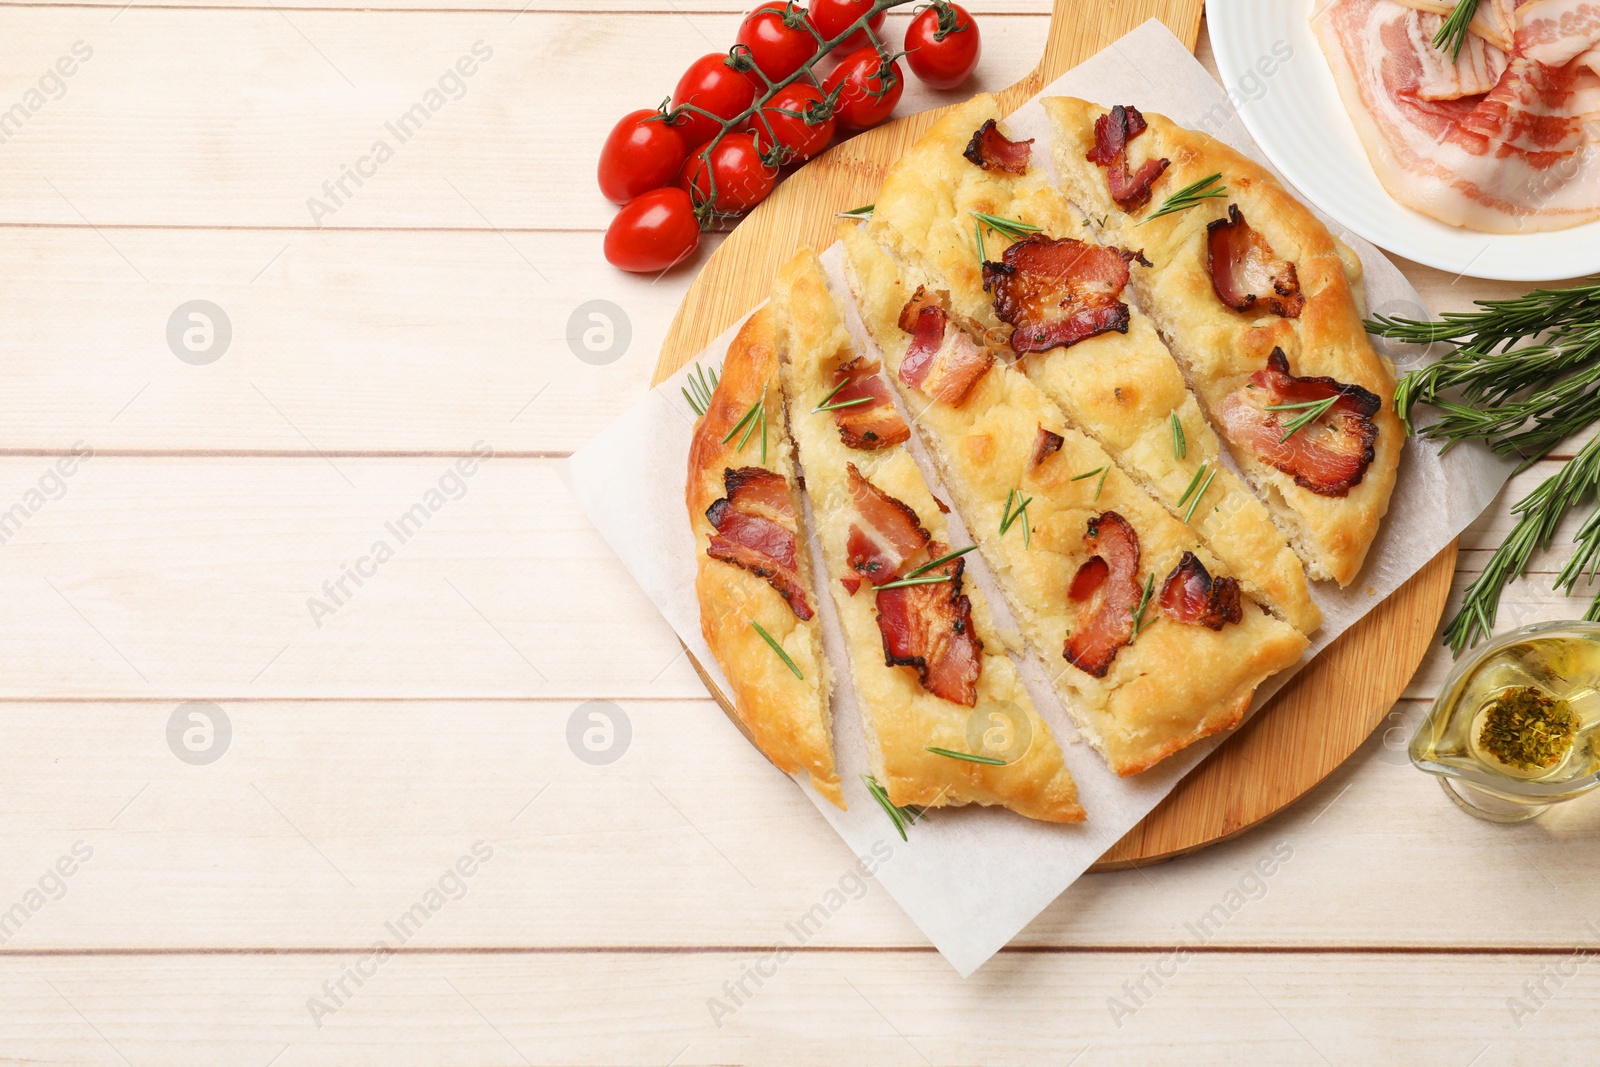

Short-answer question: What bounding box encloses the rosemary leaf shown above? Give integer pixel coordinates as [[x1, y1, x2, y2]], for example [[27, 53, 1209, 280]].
[[970, 211, 1042, 242], [925, 746, 1007, 766], [1176, 463, 1208, 507], [1171, 412, 1186, 459], [1130, 573, 1157, 638], [722, 396, 762, 445], [1267, 395, 1339, 442], [905, 544, 976, 579], [974, 218, 986, 264], [862, 774, 924, 841], [1141, 172, 1226, 225], [1095, 465, 1108, 501], [837, 203, 875, 218], [750, 619, 803, 679], [1432, 0, 1482, 61], [1183, 466, 1218, 524], [815, 396, 873, 413], [813, 377, 851, 410], [875, 574, 954, 590], [1072, 465, 1107, 482]]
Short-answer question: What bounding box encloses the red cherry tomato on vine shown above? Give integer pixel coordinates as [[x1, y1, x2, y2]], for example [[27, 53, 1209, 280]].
[[737, 2, 820, 84], [596, 109, 688, 205], [679, 132, 778, 214], [604, 188, 701, 273], [748, 83, 835, 164], [671, 53, 760, 150], [809, 0, 885, 53], [823, 46, 904, 132], [905, 2, 981, 91]]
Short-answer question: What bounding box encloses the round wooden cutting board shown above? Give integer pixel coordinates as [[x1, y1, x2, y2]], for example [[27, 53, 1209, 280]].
[[653, 0, 1456, 870]]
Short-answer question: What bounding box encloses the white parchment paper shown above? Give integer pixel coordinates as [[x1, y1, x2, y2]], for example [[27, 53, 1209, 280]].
[[564, 20, 1515, 976]]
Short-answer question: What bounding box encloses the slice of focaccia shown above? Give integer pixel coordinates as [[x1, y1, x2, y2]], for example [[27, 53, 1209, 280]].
[[687, 307, 842, 808], [772, 248, 1084, 822], [865, 94, 1319, 635], [842, 223, 1309, 776], [1044, 97, 1401, 586]]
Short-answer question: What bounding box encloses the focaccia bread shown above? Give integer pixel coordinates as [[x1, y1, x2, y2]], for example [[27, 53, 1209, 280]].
[[687, 307, 842, 808], [842, 224, 1308, 776], [772, 248, 1084, 821], [1044, 97, 1401, 586], [866, 94, 1319, 635]]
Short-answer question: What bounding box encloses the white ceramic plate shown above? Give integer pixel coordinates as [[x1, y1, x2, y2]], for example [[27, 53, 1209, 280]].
[[1208, 0, 1600, 281]]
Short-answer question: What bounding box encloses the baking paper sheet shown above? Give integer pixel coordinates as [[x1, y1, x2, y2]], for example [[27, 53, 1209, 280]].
[[564, 20, 1515, 976]]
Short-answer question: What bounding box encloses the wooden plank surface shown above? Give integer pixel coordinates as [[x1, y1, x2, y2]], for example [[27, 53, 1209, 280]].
[[0, 0, 1592, 1060]]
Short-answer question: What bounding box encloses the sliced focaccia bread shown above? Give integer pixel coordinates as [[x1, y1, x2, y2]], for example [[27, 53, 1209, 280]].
[[772, 248, 1084, 822], [687, 307, 842, 808], [842, 223, 1309, 777], [1044, 97, 1401, 586], [865, 94, 1319, 635]]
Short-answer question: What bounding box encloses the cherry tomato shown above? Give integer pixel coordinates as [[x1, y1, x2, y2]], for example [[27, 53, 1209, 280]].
[[596, 109, 689, 205], [905, 2, 981, 91], [809, 0, 885, 53], [748, 83, 835, 165], [823, 46, 904, 132], [737, 2, 820, 84], [678, 132, 778, 214], [604, 188, 701, 273], [671, 53, 760, 150]]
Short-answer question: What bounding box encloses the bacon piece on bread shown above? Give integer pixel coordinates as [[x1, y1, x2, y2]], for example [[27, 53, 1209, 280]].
[[875, 544, 983, 706], [705, 466, 815, 620], [1159, 552, 1243, 631], [845, 462, 931, 586], [828, 356, 910, 451], [962, 118, 1033, 174], [1206, 205, 1305, 318], [1086, 104, 1169, 212], [1064, 512, 1142, 678], [984, 234, 1136, 354], [1218, 349, 1381, 497], [896, 290, 993, 404]]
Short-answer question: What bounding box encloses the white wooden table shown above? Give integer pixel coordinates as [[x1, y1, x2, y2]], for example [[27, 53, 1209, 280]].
[[0, 2, 1594, 1062]]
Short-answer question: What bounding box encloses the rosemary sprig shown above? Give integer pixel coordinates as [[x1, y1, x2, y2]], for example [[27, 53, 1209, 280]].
[[1183, 466, 1218, 523], [750, 619, 803, 679], [722, 396, 762, 445], [1141, 172, 1226, 225], [862, 774, 925, 841], [1000, 489, 1032, 546], [1176, 463, 1209, 507], [905, 544, 976, 579], [925, 746, 1006, 766], [1129, 573, 1157, 639], [1367, 279, 1600, 652], [970, 211, 1042, 243], [1171, 412, 1186, 459], [682, 362, 720, 417], [837, 203, 875, 219], [875, 574, 953, 590], [1432, 0, 1482, 61], [813, 377, 851, 409], [1266, 395, 1339, 442]]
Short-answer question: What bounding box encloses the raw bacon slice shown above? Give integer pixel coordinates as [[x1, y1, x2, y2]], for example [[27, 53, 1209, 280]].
[[1218, 349, 1382, 497], [1086, 104, 1170, 212], [705, 466, 815, 620], [1314, 0, 1600, 233], [1206, 205, 1305, 318], [1394, 0, 1516, 51], [1032, 425, 1065, 468], [1412, 10, 1511, 98], [963, 119, 1034, 174], [896, 290, 993, 405], [1516, 0, 1600, 67], [829, 357, 910, 451], [983, 234, 1136, 354], [1064, 512, 1143, 679], [876, 544, 983, 705], [1159, 552, 1244, 631], [844, 463, 932, 585]]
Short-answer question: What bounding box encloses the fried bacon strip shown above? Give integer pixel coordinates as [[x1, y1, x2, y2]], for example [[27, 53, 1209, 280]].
[[1064, 512, 1143, 678], [962, 118, 1033, 174], [1218, 348, 1382, 497], [829, 357, 910, 451], [1032, 425, 1065, 468], [705, 466, 814, 620], [1158, 552, 1243, 631], [876, 542, 983, 706], [844, 462, 931, 586], [896, 288, 993, 405], [983, 234, 1136, 354], [1086, 104, 1170, 212], [1206, 205, 1305, 318]]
